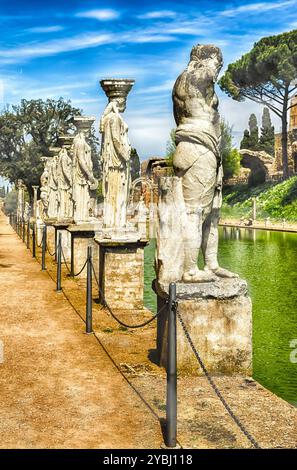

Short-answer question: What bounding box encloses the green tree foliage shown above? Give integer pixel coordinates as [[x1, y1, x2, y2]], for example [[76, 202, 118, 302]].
[[130, 147, 141, 181], [240, 129, 251, 149], [248, 113, 259, 149], [0, 98, 101, 200], [3, 189, 17, 214], [258, 107, 275, 155], [166, 129, 176, 166], [219, 29, 297, 178], [220, 120, 241, 180]]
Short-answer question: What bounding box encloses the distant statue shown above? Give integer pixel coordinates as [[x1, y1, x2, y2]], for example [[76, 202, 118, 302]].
[[100, 79, 134, 229], [57, 136, 74, 220], [16, 179, 25, 219], [47, 152, 59, 219], [39, 158, 50, 219], [157, 44, 238, 285], [72, 117, 98, 223]]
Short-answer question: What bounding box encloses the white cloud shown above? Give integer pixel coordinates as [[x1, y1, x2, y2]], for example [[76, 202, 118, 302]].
[[75, 9, 120, 21], [138, 10, 177, 20], [221, 0, 296, 17], [26, 25, 64, 33]]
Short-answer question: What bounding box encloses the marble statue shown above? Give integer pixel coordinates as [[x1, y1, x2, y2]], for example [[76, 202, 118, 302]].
[[47, 150, 59, 219], [57, 135, 74, 220], [16, 179, 25, 219], [100, 79, 134, 229], [72, 116, 98, 223], [157, 44, 238, 284], [39, 157, 50, 219]]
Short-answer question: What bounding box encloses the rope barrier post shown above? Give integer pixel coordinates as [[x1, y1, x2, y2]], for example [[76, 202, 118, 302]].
[[26, 211, 30, 249], [32, 221, 36, 258], [22, 217, 25, 242], [42, 225, 46, 271], [86, 245, 93, 334], [166, 282, 177, 448], [56, 232, 62, 292]]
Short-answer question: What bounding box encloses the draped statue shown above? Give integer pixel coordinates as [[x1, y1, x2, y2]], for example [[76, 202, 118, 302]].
[[100, 79, 134, 229], [72, 117, 98, 223], [57, 141, 73, 220], [39, 158, 50, 219], [47, 152, 59, 219]]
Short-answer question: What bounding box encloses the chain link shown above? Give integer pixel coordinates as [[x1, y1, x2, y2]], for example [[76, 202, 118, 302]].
[[176, 307, 260, 449], [46, 243, 56, 257]]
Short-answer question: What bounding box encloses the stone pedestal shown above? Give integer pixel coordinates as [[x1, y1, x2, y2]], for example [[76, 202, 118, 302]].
[[94, 238, 148, 310], [45, 219, 57, 255], [53, 221, 73, 264], [154, 278, 252, 376], [67, 223, 101, 279]]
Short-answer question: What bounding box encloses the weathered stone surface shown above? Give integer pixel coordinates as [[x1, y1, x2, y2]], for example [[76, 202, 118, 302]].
[[155, 277, 252, 376], [100, 79, 134, 230], [57, 135, 74, 221], [95, 239, 147, 310], [72, 116, 98, 223], [156, 44, 237, 285], [154, 277, 248, 300]]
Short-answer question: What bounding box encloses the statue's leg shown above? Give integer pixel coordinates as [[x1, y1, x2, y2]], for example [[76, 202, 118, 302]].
[[180, 154, 217, 283], [202, 205, 239, 279]]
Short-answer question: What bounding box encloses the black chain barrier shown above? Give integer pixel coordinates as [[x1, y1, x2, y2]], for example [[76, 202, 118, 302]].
[[60, 245, 88, 277], [91, 260, 166, 329], [46, 243, 56, 257], [176, 307, 260, 449]]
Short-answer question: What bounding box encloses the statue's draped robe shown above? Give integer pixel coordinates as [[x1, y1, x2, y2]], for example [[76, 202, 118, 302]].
[[57, 149, 72, 219], [72, 133, 95, 222], [101, 109, 131, 228], [47, 158, 58, 218]]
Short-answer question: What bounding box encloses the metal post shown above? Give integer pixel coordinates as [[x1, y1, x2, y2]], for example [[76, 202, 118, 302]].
[[22, 217, 25, 242], [86, 246, 93, 334], [166, 282, 177, 448], [26, 212, 30, 249], [56, 232, 62, 292], [42, 225, 46, 271], [32, 222, 36, 258]]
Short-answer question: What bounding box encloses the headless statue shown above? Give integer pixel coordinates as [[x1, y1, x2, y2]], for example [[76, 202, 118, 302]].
[[172, 44, 238, 282]]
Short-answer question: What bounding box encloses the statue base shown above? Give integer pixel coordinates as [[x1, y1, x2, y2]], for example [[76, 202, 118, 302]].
[[53, 221, 73, 264], [94, 234, 149, 310], [67, 222, 102, 279], [45, 219, 57, 256], [153, 277, 252, 376]]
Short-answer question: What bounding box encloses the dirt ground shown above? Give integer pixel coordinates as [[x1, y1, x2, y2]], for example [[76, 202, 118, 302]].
[[1, 212, 297, 449]]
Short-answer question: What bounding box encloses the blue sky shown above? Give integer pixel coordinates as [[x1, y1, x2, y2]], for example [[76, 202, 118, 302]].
[[0, 0, 297, 161]]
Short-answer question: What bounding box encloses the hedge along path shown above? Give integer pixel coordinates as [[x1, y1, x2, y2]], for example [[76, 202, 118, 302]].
[[0, 212, 162, 448]]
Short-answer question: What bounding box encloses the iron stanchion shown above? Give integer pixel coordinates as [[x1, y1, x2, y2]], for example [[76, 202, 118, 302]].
[[26, 212, 30, 249], [166, 282, 177, 448], [22, 217, 25, 242], [42, 225, 46, 271], [86, 246, 93, 334], [56, 232, 62, 292], [32, 222, 36, 258]]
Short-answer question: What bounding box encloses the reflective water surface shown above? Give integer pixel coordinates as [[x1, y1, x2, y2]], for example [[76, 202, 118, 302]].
[[144, 228, 297, 404]]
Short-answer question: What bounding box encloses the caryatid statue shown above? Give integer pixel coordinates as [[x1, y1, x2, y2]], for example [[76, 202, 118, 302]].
[[16, 179, 25, 219], [172, 44, 238, 282], [39, 157, 50, 219], [99, 79, 134, 229], [47, 148, 59, 219], [57, 135, 74, 220], [72, 116, 98, 223]]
